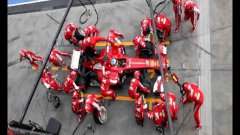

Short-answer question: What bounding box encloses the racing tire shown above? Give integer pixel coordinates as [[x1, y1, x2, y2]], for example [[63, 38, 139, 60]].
[[53, 96, 60, 108], [93, 106, 108, 124]]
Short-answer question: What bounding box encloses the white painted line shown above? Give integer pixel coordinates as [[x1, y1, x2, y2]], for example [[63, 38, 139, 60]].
[[197, 0, 212, 134], [8, 0, 51, 7]]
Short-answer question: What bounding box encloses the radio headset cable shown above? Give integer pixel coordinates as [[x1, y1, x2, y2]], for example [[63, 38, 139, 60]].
[[78, 0, 99, 26], [146, 0, 167, 14]]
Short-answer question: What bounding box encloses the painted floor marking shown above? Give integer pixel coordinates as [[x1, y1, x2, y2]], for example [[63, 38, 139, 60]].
[[95, 41, 170, 47], [83, 93, 162, 110]]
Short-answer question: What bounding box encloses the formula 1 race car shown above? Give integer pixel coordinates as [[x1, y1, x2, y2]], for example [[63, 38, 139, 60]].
[[71, 39, 169, 92]]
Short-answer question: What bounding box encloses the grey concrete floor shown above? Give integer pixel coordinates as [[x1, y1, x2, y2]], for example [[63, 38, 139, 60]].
[[8, 0, 232, 135]]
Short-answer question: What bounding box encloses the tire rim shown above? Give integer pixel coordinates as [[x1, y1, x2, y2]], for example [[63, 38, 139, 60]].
[[99, 106, 107, 123]]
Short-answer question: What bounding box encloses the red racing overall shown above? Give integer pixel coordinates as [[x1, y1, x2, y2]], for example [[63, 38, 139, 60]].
[[159, 92, 178, 120], [72, 90, 86, 122], [183, 0, 200, 32], [78, 36, 106, 54], [134, 95, 148, 127], [41, 69, 63, 91], [141, 17, 153, 39], [133, 36, 147, 57], [106, 29, 125, 55], [20, 49, 44, 69], [147, 102, 169, 129], [128, 71, 150, 99], [154, 13, 171, 42], [85, 93, 103, 116], [63, 71, 79, 94], [181, 82, 204, 129], [49, 48, 71, 66], [99, 70, 118, 100], [172, 0, 182, 32]]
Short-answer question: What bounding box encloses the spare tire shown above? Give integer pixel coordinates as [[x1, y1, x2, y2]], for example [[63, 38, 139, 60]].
[[93, 106, 108, 124]]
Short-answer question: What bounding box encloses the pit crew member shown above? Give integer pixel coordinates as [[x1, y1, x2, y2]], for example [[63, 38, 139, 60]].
[[20, 49, 44, 70], [183, 0, 200, 32], [128, 71, 150, 99]]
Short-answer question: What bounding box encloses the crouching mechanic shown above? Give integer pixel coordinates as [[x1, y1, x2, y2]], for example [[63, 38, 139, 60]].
[[41, 67, 63, 91], [100, 65, 118, 100], [49, 48, 71, 67], [154, 13, 171, 42], [72, 90, 86, 122], [85, 93, 104, 116], [20, 49, 44, 70], [147, 101, 169, 132], [180, 82, 204, 129], [183, 0, 200, 32], [128, 71, 150, 99], [153, 76, 178, 120], [134, 95, 148, 127], [64, 71, 82, 94], [78, 36, 106, 56]]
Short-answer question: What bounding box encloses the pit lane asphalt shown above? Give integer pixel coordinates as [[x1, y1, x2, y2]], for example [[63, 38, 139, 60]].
[[8, 0, 232, 134]]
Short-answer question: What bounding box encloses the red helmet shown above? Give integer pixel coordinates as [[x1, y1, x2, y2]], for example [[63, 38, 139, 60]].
[[72, 91, 79, 100], [109, 29, 115, 34], [141, 17, 152, 31], [184, 1, 192, 10], [69, 71, 77, 79], [85, 25, 98, 35], [64, 23, 78, 41], [182, 82, 191, 91], [134, 71, 141, 79]]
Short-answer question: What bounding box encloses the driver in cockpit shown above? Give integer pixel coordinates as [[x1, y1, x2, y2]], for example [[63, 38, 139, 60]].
[[110, 58, 119, 67]]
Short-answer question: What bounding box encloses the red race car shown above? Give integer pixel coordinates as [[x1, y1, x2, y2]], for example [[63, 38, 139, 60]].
[[71, 35, 170, 99]]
